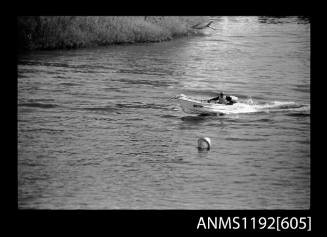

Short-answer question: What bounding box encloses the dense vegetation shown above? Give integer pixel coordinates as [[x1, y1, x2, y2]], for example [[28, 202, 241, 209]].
[[17, 16, 209, 50]]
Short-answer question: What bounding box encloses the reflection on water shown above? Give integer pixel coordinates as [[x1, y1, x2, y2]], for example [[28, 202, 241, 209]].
[[18, 16, 310, 209]]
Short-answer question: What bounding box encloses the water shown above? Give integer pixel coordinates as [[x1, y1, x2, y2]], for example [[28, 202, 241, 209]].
[[18, 16, 310, 209]]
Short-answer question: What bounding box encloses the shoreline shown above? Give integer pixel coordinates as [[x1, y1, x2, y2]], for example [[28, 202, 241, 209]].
[[18, 16, 210, 51]]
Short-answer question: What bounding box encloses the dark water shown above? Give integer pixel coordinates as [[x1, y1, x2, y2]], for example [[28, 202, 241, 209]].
[[18, 16, 310, 209]]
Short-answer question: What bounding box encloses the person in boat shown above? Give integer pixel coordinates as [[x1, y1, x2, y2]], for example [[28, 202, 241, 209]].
[[207, 92, 236, 105], [225, 96, 235, 105], [207, 92, 227, 104]]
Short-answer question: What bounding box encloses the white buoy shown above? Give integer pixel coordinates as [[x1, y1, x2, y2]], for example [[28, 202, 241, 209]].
[[197, 137, 211, 150]]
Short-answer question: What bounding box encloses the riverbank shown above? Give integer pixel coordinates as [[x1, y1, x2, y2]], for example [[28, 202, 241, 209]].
[[18, 16, 210, 51]]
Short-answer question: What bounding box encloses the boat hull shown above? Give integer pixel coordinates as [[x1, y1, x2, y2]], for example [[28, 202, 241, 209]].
[[177, 94, 235, 115]]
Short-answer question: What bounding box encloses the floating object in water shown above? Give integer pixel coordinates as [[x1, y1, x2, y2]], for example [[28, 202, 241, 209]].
[[191, 20, 217, 30], [198, 137, 211, 150]]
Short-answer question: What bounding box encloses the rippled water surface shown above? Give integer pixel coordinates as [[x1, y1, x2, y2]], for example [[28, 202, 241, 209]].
[[18, 16, 310, 209]]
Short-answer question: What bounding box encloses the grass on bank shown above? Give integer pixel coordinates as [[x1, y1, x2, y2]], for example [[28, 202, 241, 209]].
[[18, 16, 210, 50]]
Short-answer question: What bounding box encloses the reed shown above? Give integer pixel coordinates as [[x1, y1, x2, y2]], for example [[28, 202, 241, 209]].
[[17, 16, 209, 50]]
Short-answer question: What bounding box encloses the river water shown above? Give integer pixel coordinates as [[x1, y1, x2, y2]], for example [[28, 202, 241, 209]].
[[18, 16, 310, 209]]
